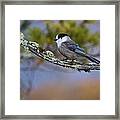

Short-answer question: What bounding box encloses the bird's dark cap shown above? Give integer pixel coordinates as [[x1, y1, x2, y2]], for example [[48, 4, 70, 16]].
[[54, 33, 69, 41]]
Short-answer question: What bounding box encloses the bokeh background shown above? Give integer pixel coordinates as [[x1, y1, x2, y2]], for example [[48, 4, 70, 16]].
[[20, 20, 100, 100]]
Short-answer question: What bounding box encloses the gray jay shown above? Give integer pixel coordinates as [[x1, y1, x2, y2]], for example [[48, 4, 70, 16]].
[[54, 33, 100, 64]]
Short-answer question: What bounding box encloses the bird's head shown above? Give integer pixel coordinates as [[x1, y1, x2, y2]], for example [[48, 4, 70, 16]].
[[54, 33, 69, 41], [54, 33, 70, 47]]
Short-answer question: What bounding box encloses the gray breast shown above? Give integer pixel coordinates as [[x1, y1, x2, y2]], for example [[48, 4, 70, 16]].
[[58, 45, 77, 60]]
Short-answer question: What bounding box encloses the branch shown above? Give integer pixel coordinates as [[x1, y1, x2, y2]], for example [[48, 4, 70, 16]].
[[20, 32, 100, 72]]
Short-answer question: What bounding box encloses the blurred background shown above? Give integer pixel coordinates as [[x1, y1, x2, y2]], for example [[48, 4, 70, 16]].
[[20, 20, 100, 100]]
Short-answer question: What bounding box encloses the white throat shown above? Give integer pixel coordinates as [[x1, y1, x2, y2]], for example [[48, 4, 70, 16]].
[[56, 36, 69, 48]]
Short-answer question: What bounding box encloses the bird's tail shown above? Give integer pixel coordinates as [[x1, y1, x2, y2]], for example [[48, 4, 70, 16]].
[[85, 54, 100, 64], [75, 48, 100, 64]]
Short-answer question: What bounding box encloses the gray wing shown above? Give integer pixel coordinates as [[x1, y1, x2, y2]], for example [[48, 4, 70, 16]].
[[61, 41, 100, 64], [62, 41, 86, 56], [58, 41, 78, 59]]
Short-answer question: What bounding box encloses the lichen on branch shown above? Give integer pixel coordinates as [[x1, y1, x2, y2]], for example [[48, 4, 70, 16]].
[[20, 32, 100, 72]]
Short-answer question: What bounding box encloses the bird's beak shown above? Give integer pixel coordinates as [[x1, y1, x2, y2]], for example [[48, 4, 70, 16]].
[[54, 38, 57, 41]]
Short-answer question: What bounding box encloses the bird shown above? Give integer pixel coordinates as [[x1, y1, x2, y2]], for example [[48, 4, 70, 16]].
[[54, 33, 100, 64]]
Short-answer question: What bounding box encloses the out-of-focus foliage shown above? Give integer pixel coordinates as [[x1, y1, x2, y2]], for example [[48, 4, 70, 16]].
[[20, 20, 100, 53], [20, 20, 31, 31]]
